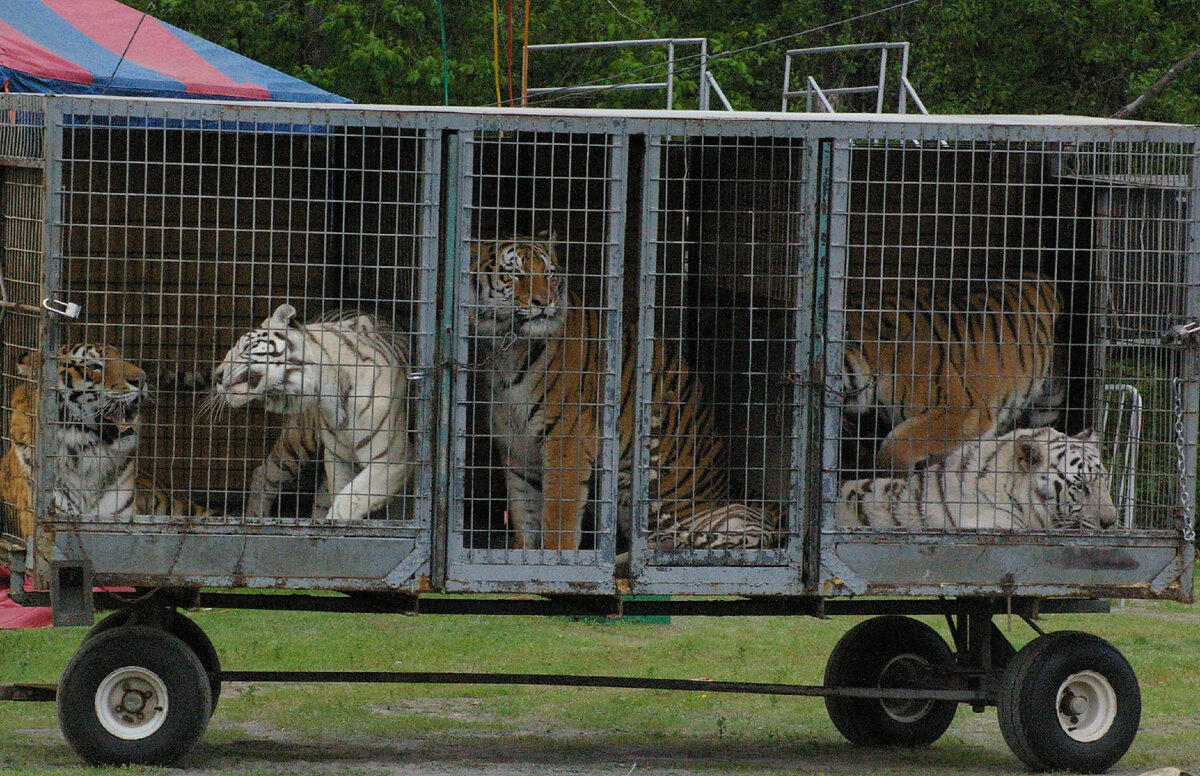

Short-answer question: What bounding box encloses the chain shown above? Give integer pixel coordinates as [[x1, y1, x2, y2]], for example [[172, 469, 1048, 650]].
[[458, 331, 520, 371], [784, 369, 876, 401], [1172, 377, 1195, 543]]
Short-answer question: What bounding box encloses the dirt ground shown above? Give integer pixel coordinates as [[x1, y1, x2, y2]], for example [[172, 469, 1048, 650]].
[[178, 716, 1010, 776], [152, 700, 1182, 776]]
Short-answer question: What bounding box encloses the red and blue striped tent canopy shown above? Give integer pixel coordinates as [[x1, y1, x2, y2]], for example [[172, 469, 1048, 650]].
[[0, 0, 349, 103]]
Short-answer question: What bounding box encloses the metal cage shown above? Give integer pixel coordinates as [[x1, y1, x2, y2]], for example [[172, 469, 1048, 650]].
[[1, 96, 1195, 603]]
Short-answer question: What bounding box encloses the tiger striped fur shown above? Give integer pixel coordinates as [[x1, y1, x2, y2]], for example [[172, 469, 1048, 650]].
[[470, 233, 778, 552], [213, 304, 414, 523], [842, 275, 1060, 472], [242, 408, 330, 519], [836, 427, 1118, 530], [0, 344, 216, 539]]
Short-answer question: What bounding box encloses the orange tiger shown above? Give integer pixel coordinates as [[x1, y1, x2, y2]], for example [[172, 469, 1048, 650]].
[[0, 345, 215, 540], [470, 232, 778, 552], [841, 275, 1061, 472]]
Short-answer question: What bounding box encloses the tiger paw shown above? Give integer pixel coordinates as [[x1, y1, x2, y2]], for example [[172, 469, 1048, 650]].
[[325, 497, 363, 523]]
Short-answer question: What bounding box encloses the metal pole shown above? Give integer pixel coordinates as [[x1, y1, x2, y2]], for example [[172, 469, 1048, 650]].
[[876, 45, 888, 113], [666, 40, 676, 110], [782, 52, 793, 112]]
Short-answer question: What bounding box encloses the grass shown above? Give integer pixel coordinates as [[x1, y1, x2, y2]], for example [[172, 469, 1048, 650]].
[[1, 598, 1198, 775]]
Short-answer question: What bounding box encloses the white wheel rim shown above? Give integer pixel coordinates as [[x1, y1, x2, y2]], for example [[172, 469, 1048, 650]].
[[1055, 670, 1117, 742], [94, 666, 169, 740], [878, 654, 934, 723]]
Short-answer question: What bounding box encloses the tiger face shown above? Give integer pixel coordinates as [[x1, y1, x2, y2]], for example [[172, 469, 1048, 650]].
[[19, 344, 147, 441], [1019, 427, 1119, 530], [470, 233, 565, 339], [213, 304, 315, 414]]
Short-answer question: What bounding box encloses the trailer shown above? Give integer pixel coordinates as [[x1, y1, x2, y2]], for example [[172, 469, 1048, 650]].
[[0, 94, 1195, 772]]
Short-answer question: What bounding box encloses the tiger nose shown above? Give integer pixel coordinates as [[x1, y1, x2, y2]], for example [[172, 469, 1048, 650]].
[[127, 369, 148, 388], [529, 283, 558, 309]]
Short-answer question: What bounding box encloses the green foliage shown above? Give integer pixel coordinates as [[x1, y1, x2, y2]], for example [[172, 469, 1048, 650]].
[[124, 0, 1200, 120]]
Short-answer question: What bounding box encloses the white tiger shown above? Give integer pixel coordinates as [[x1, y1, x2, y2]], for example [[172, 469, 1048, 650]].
[[242, 408, 330, 519], [212, 304, 415, 523], [837, 427, 1119, 530]]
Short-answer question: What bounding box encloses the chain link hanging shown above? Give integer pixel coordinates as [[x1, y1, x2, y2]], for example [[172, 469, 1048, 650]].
[[1172, 377, 1196, 543]]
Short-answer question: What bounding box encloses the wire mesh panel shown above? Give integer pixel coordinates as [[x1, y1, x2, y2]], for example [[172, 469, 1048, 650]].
[[0, 168, 47, 543], [821, 127, 1196, 598], [630, 133, 808, 586], [0, 96, 49, 544], [28, 99, 439, 590], [448, 126, 625, 592], [0, 93, 45, 162]]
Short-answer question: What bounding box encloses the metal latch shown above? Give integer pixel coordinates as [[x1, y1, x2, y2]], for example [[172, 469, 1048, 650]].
[[1161, 319, 1200, 347], [41, 298, 82, 319]]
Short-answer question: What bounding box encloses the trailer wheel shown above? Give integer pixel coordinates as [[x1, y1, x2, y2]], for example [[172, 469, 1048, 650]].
[[997, 631, 1139, 773], [824, 615, 958, 747], [58, 625, 211, 766], [86, 609, 221, 715]]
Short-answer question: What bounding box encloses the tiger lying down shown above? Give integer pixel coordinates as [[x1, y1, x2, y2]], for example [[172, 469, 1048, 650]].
[[212, 305, 416, 523], [0, 344, 216, 540], [837, 426, 1119, 530]]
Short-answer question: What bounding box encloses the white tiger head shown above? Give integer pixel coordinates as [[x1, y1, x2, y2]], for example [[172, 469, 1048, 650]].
[[1011, 426, 1119, 530], [213, 304, 306, 413], [469, 231, 565, 339], [213, 304, 379, 416]]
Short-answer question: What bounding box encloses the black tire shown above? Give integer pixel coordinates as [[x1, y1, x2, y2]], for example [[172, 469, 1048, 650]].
[[58, 625, 211, 766], [86, 609, 221, 714], [84, 609, 134, 642], [997, 631, 1140, 773], [824, 615, 959, 747]]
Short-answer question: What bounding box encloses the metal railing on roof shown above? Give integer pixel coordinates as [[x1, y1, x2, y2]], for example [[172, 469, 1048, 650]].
[[523, 38, 733, 111], [782, 41, 927, 114]]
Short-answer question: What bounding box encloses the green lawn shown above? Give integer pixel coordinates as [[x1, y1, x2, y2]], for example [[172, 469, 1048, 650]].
[[2, 598, 1198, 775]]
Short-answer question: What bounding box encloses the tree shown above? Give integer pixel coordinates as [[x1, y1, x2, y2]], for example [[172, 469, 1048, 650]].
[[127, 0, 1200, 123]]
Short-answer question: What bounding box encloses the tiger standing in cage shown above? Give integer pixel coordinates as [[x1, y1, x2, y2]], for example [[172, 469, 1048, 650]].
[[469, 230, 778, 552], [0, 344, 216, 540], [841, 275, 1062, 473], [211, 304, 416, 523]]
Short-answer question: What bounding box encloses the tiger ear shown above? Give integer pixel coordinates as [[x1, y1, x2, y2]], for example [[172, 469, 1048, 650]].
[[1074, 427, 1100, 444], [262, 303, 297, 329], [535, 227, 557, 245], [349, 314, 377, 333], [15, 350, 41, 378], [1014, 434, 1044, 471]]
